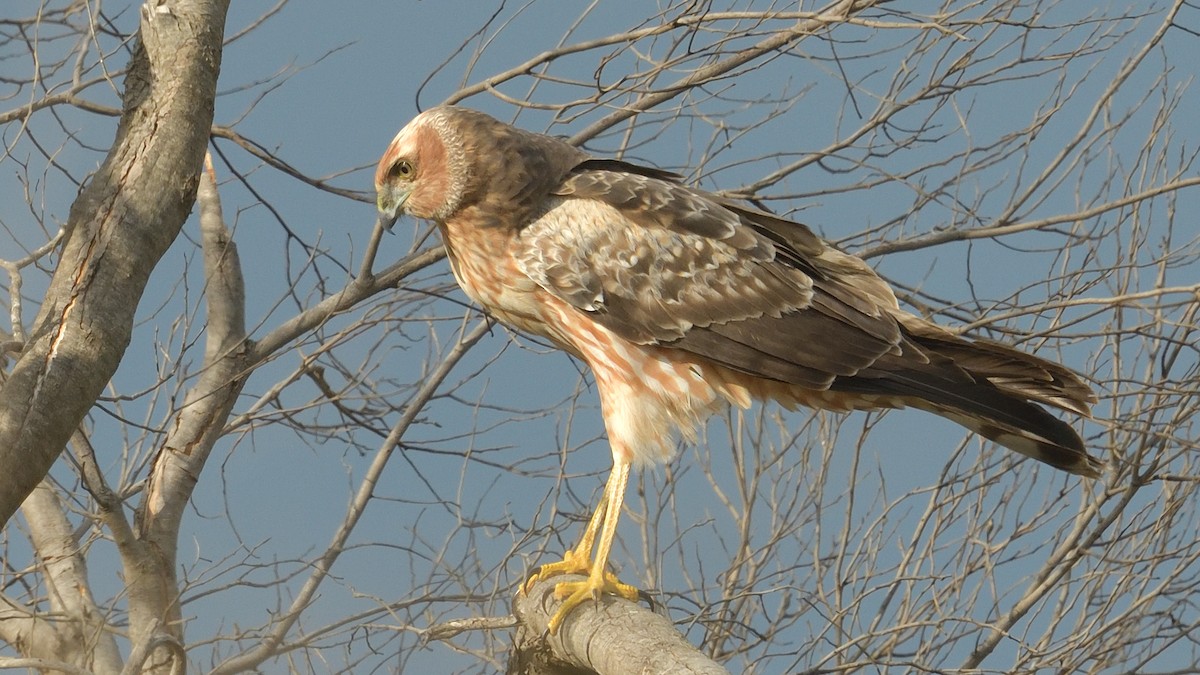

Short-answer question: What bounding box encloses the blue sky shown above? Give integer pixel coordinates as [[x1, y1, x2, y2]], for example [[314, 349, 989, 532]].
[[3, 1, 1198, 672]]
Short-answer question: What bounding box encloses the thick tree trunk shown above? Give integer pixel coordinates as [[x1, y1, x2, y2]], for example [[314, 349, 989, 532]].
[[0, 0, 231, 525]]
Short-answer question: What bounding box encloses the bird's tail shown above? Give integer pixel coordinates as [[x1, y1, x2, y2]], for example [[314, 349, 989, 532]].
[[835, 320, 1103, 477], [904, 377, 1102, 477]]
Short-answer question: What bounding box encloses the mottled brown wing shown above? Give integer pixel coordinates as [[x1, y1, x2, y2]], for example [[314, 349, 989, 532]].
[[514, 162, 905, 389]]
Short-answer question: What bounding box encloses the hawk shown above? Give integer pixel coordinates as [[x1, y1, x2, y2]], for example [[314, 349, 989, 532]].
[[374, 106, 1101, 633]]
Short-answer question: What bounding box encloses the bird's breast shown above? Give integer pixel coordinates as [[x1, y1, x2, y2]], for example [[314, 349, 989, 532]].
[[441, 224, 571, 343]]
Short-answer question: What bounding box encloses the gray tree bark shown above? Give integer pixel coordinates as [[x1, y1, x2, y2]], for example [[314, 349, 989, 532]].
[[512, 576, 731, 675], [0, 0, 232, 525]]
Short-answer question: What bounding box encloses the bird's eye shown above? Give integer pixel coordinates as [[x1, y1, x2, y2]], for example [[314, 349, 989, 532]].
[[390, 160, 415, 180]]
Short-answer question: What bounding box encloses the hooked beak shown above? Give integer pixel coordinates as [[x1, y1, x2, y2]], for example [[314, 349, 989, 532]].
[[376, 212, 398, 234], [376, 186, 410, 232]]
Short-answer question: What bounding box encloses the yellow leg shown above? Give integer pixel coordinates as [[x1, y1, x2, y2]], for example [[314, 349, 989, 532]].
[[523, 458, 640, 633], [523, 490, 608, 592]]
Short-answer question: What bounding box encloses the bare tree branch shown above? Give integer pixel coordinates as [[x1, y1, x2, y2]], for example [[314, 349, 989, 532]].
[[19, 482, 122, 673], [513, 576, 730, 675], [0, 0, 232, 525], [211, 319, 492, 674], [0, 656, 96, 675], [120, 152, 248, 672]]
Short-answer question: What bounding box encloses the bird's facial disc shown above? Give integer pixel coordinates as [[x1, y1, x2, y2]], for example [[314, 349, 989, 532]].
[[375, 112, 457, 223]]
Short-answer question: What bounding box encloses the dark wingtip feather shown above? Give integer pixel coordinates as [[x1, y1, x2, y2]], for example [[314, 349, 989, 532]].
[[937, 407, 1103, 478], [840, 348, 1103, 478]]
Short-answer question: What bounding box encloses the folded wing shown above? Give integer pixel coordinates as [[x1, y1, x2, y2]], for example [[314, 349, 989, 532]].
[[514, 159, 1101, 476]]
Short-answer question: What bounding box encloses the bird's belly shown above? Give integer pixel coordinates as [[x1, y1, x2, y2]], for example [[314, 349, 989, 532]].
[[543, 303, 761, 465]]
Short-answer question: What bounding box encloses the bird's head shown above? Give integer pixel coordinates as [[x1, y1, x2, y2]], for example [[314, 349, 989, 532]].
[[375, 107, 589, 232], [375, 107, 472, 228]]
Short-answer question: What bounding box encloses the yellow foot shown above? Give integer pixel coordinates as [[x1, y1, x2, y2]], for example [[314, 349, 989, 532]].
[[523, 546, 592, 595], [523, 554, 641, 633], [547, 570, 640, 633]]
